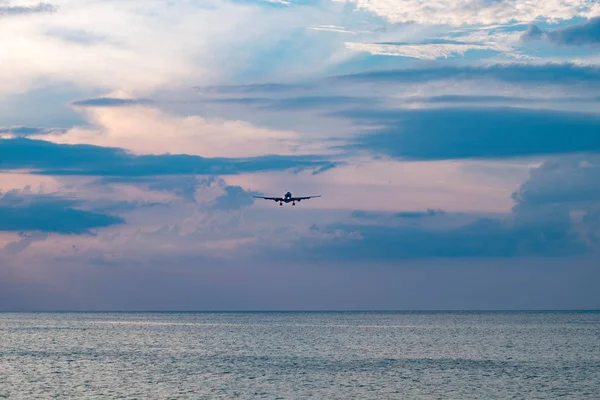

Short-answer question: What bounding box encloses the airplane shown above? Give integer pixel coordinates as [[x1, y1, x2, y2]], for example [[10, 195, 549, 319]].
[[253, 191, 321, 206]]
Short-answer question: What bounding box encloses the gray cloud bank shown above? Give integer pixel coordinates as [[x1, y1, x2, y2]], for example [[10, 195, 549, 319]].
[[0, 138, 338, 176], [522, 17, 600, 46], [192, 64, 600, 100], [340, 107, 600, 160], [71, 97, 154, 107], [335, 63, 600, 85], [0, 175, 260, 254], [0, 2, 55, 16], [1, 126, 67, 137], [272, 155, 600, 260], [0, 189, 123, 235]]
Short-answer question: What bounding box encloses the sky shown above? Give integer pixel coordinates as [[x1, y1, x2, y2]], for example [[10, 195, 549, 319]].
[[1, 0, 600, 311]]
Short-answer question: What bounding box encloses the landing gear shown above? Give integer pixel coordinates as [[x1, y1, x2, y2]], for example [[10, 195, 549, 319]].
[[292, 202, 296, 206], [279, 202, 282, 206]]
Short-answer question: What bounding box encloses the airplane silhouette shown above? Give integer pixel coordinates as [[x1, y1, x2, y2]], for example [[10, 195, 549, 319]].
[[253, 191, 321, 206]]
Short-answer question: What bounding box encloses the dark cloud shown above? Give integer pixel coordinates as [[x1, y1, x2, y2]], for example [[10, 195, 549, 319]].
[[276, 155, 600, 261], [205, 96, 380, 110], [520, 24, 545, 41], [396, 209, 444, 219], [0, 2, 56, 16], [204, 97, 273, 106], [350, 210, 381, 219], [194, 64, 600, 104], [549, 17, 600, 45], [282, 216, 584, 260], [421, 95, 539, 104], [0, 126, 66, 137], [0, 189, 123, 234], [89, 200, 166, 214], [95, 176, 200, 201], [335, 63, 600, 85], [522, 17, 600, 46], [194, 83, 311, 94], [339, 107, 600, 160], [189, 176, 258, 210], [512, 156, 600, 206], [97, 176, 260, 209], [4, 232, 48, 254], [0, 138, 338, 176], [201, 94, 598, 115], [71, 97, 154, 107], [421, 95, 599, 104], [212, 185, 257, 210], [308, 162, 338, 175], [144, 176, 199, 201], [351, 209, 445, 220], [277, 210, 583, 260], [377, 39, 472, 46], [509, 155, 600, 254]]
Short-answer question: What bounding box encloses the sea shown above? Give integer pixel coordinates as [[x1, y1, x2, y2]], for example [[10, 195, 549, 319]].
[[1, 311, 599, 399]]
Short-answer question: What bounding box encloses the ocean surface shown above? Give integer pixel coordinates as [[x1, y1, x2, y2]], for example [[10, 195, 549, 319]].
[[1, 312, 599, 399]]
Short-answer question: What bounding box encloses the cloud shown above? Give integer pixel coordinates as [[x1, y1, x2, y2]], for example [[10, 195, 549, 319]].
[[345, 41, 490, 60], [265, 0, 292, 6], [99, 175, 259, 210], [341, 107, 600, 160], [186, 64, 600, 129], [0, 126, 66, 137], [0, 138, 338, 176], [268, 154, 600, 261], [268, 215, 585, 260], [336, 63, 600, 85], [192, 65, 600, 112], [203, 95, 380, 110], [418, 95, 539, 104], [396, 209, 445, 219], [342, 26, 537, 60], [521, 24, 545, 41], [194, 83, 313, 95], [95, 176, 201, 202], [0, 0, 351, 96], [549, 17, 600, 45], [351, 209, 446, 219], [0, 2, 56, 16], [212, 185, 258, 210], [509, 155, 600, 255], [308, 25, 360, 34], [350, 210, 382, 219], [71, 97, 153, 107], [3, 250, 600, 310], [44, 27, 109, 45], [510, 155, 600, 250], [3, 0, 600, 312], [522, 17, 600, 46], [512, 156, 600, 206], [3, 232, 48, 254], [1, 153, 595, 311], [37, 104, 327, 158], [0, 189, 123, 234], [0, 174, 273, 260], [332, 0, 599, 26]]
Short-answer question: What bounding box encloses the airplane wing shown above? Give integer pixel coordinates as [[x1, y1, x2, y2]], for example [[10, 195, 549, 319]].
[[253, 196, 283, 201], [291, 195, 321, 201]]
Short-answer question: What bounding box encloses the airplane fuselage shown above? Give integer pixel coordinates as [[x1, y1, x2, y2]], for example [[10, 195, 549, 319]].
[[282, 192, 295, 204], [253, 191, 320, 206]]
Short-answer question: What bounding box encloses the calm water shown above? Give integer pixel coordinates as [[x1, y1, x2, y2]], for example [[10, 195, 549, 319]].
[[1, 312, 599, 399]]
